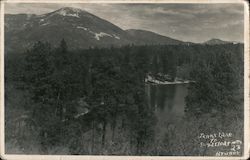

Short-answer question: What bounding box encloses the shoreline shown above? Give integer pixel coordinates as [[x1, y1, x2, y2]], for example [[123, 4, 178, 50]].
[[145, 79, 195, 85]]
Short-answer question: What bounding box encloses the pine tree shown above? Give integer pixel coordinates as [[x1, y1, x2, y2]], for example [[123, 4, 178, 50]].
[[24, 41, 53, 103]]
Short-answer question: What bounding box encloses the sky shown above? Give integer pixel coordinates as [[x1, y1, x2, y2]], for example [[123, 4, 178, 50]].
[[4, 3, 245, 43]]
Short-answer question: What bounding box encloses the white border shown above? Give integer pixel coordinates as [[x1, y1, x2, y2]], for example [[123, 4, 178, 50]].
[[0, 0, 249, 160], [0, 0, 247, 4], [243, 1, 250, 159], [0, 0, 5, 159]]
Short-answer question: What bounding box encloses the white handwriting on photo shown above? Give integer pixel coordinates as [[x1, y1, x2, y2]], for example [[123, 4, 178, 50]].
[[198, 132, 242, 156]]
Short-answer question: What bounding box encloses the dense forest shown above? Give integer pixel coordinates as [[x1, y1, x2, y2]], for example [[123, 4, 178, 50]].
[[5, 41, 244, 155]]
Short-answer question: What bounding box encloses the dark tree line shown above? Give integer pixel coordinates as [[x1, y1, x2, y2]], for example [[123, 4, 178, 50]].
[[185, 44, 244, 118]]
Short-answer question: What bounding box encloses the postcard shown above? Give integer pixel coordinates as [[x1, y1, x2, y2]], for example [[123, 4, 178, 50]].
[[0, 0, 249, 159]]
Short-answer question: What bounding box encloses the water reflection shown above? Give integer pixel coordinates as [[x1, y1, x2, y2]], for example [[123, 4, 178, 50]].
[[146, 84, 188, 139]]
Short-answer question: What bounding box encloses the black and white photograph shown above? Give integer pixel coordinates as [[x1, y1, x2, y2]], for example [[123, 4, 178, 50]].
[[1, 0, 249, 159]]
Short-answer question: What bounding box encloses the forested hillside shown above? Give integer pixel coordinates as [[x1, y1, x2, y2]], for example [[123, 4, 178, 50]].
[[5, 41, 244, 155]]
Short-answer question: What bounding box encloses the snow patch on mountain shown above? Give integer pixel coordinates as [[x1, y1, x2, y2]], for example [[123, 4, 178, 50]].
[[91, 32, 112, 40], [41, 22, 50, 26], [77, 26, 88, 31], [55, 8, 80, 18], [87, 30, 121, 41], [57, 10, 80, 18], [113, 34, 120, 40], [64, 7, 82, 13]]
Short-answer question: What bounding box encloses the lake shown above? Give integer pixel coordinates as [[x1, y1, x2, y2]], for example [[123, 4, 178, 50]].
[[145, 84, 189, 140]]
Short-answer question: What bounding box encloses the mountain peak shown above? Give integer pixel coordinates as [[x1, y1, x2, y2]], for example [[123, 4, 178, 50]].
[[209, 38, 224, 42], [53, 7, 84, 18], [204, 38, 231, 45], [57, 7, 83, 13], [5, 7, 186, 53]]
